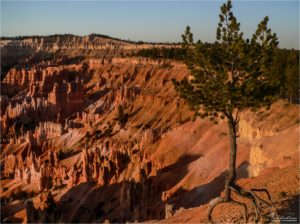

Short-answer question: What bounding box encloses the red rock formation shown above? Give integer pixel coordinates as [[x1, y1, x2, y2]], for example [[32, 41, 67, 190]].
[[34, 122, 65, 145], [165, 204, 175, 218], [81, 148, 90, 182], [140, 129, 153, 149], [25, 192, 60, 223], [67, 165, 78, 189], [1, 43, 297, 224], [1, 68, 85, 138], [3, 154, 17, 178], [53, 164, 67, 187]]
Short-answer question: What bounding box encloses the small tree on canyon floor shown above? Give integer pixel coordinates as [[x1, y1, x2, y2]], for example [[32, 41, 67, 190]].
[[173, 0, 280, 222]]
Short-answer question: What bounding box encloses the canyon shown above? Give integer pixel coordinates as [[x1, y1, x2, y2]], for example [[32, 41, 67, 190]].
[[0, 35, 299, 223]]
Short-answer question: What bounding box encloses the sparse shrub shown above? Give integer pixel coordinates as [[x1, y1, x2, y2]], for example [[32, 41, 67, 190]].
[[279, 191, 288, 199], [180, 117, 191, 125], [85, 131, 91, 139], [57, 149, 65, 160], [134, 124, 143, 129], [102, 127, 113, 137], [219, 132, 228, 138], [57, 147, 72, 160], [144, 121, 153, 130], [117, 105, 128, 128], [81, 62, 89, 72], [95, 130, 102, 139]]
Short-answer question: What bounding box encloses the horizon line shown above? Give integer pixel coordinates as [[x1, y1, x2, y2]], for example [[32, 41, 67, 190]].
[[1, 33, 299, 50]]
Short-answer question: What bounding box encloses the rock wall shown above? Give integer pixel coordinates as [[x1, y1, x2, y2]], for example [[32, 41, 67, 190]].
[[238, 116, 275, 140], [1, 35, 177, 53], [248, 144, 269, 177]]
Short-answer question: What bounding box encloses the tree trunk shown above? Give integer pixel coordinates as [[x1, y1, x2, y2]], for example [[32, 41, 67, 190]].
[[208, 116, 277, 222], [224, 117, 237, 200]]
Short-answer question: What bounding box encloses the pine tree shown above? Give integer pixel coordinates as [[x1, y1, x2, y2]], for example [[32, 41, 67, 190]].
[[173, 1, 279, 222], [284, 50, 299, 103]]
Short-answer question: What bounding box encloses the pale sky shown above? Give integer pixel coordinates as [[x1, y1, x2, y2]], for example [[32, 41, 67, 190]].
[[1, 1, 299, 49]]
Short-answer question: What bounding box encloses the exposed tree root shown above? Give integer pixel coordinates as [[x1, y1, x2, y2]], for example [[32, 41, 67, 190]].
[[207, 184, 277, 223]]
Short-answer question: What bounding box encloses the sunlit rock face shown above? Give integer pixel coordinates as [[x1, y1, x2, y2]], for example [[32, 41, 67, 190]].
[[238, 116, 274, 140], [248, 144, 269, 177]]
